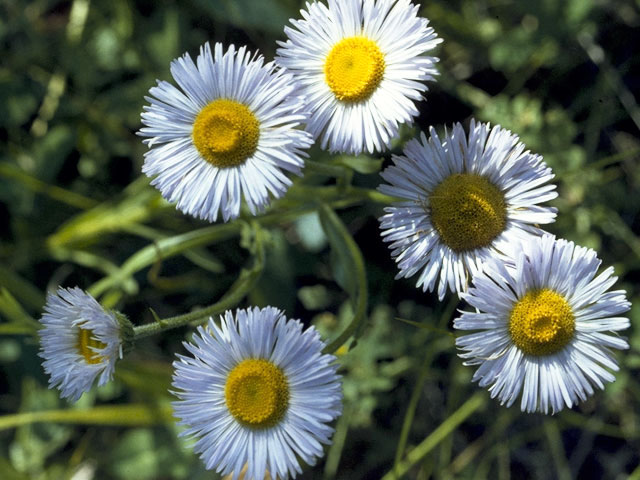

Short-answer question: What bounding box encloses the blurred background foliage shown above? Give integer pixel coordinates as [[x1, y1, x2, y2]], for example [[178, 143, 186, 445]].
[[1, 0, 639, 478]]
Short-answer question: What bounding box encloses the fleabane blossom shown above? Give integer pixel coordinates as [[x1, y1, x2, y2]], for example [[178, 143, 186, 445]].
[[455, 235, 630, 414], [276, 0, 441, 154], [139, 42, 313, 222], [379, 120, 558, 299], [39, 287, 130, 402], [172, 306, 342, 479]]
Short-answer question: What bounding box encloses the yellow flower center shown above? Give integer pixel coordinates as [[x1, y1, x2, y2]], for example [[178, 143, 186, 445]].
[[429, 173, 507, 252], [225, 358, 289, 429], [324, 36, 385, 102], [192, 99, 260, 168], [509, 289, 575, 356], [77, 327, 106, 364]]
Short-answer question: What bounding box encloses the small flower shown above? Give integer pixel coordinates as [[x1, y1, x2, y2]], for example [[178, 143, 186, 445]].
[[172, 307, 342, 480], [276, 0, 441, 154], [139, 42, 313, 222], [39, 287, 128, 402], [378, 120, 558, 299], [454, 235, 630, 414]]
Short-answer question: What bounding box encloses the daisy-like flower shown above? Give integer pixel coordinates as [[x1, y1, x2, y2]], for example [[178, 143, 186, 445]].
[[139, 42, 313, 222], [39, 287, 130, 402], [455, 235, 630, 414], [378, 120, 558, 300], [172, 307, 342, 480], [276, 0, 441, 154]]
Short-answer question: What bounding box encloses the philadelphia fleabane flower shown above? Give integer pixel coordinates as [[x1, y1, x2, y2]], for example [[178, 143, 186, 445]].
[[172, 307, 342, 479], [139, 42, 313, 222], [378, 120, 558, 299], [39, 287, 131, 402], [455, 235, 630, 414], [276, 0, 441, 154]]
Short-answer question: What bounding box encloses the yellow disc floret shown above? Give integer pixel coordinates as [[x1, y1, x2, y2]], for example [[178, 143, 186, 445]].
[[77, 327, 106, 364], [324, 36, 385, 102], [429, 173, 507, 252], [509, 288, 575, 356], [225, 358, 290, 429], [192, 99, 260, 168]]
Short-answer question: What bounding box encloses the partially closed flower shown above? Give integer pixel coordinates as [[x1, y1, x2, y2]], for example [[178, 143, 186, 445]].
[[39, 287, 132, 402]]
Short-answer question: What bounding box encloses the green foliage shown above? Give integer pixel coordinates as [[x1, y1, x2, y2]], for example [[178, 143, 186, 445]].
[[0, 0, 639, 478]]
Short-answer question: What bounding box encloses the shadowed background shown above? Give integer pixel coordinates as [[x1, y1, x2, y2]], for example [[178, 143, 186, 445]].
[[0, 0, 639, 478]]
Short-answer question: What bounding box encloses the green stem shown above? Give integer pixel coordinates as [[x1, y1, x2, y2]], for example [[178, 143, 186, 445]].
[[132, 225, 265, 339], [87, 223, 241, 298], [87, 185, 392, 300], [0, 264, 45, 311], [544, 421, 572, 480], [121, 223, 224, 274], [393, 350, 433, 472], [555, 147, 640, 180], [50, 248, 138, 294], [323, 404, 351, 479], [440, 411, 515, 477], [0, 162, 97, 210], [381, 392, 486, 480], [394, 297, 460, 473], [319, 204, 368, 354]]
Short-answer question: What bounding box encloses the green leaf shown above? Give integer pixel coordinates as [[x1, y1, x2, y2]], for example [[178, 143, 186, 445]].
[[332, 155, 384, 174], [0, 457, 28, 480], [10, 380, 73, 474], [318, 205, 368, 353], [107, 429, 165, 480], [0, 78, 38, 128], [395, 317, 456, 338], [0, 162, 97, 210], [32, 125, 76, 182], [46, 177, 163, 250], [145, 7, 180, 66], [0, 288, 39, 335], [115, 360, 173, 397], [0, 403, 174, 431], [87, 221, 242, 299]]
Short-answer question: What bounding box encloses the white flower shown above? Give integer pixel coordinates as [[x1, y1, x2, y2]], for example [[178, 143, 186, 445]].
[[378, 119, 558, 300], [39, 287, 124, 402], [454, 235, 630, 414], [139, 42, 313, 223], [276, 0, 441, 154], [172, 307, 342, 480]]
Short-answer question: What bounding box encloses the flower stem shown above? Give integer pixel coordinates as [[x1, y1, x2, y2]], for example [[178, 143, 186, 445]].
[[381, 392, 486, 480], [318, 204, 368, 354], [132, 224, 266, 339], [87, 185, 395, 301]]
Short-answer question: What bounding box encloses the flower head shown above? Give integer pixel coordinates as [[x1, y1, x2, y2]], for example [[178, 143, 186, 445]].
[[276, 0, 441, 154], [454, 235, 630, 414], [139, 42, 313, 222], [378, 120, 558, 299], [39, 287, 127, 402], [172, 307, 342, 479]]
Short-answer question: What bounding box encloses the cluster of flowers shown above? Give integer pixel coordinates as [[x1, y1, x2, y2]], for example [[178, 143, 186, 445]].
[[37, 0, 630, 478]]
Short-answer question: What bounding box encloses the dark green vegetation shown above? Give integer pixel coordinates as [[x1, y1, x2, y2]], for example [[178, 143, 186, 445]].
[[1, 0, 639, 478]]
